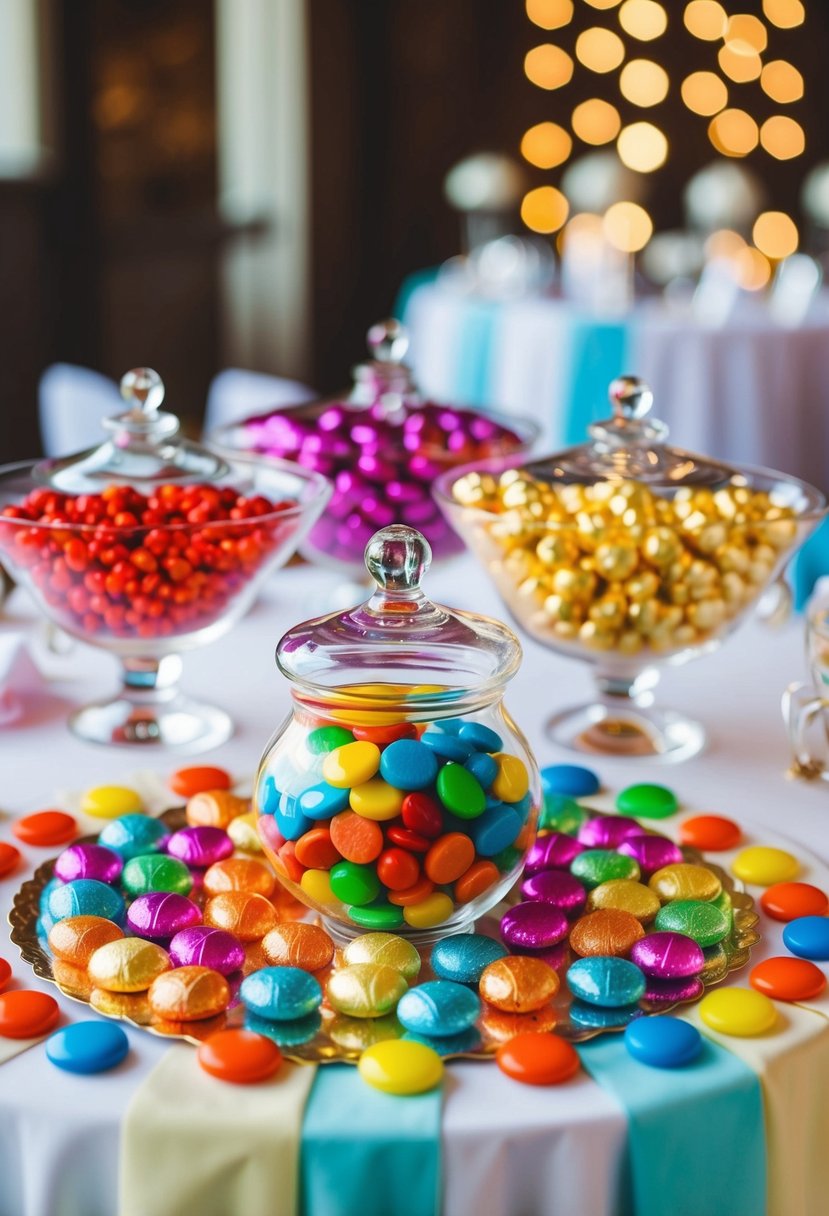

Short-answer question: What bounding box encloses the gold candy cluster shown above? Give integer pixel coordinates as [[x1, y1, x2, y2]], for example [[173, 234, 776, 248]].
[[452, 470, 799, 657]]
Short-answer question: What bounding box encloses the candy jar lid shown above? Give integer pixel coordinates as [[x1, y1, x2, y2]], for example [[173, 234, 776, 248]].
[[276, 524, 522, 703], [348, 319, 419, 408], [33, 367, 230, 493]]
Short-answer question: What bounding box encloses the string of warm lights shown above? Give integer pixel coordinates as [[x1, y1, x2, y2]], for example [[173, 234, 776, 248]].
[[521, 0, 806, 273]]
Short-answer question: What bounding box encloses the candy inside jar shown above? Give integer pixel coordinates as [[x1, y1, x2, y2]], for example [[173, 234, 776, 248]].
[[254, 524, 542, 942]]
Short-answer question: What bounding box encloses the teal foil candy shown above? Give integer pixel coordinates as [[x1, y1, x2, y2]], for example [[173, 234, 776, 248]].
[[300, 1064, 441, 1216], [577, 1034, 766, 1216]]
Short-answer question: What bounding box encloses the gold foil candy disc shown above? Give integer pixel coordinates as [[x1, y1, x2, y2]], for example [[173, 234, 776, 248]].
[[88, 937, 171, 993], [148, 965, 231, 1021], [326, 963, 408, 1019], [649, 863, 722, 903], [569, 908, 646, 958], [587, 879, 661, 923]]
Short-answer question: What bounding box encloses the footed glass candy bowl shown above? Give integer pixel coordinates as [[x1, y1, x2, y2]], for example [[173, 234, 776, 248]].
[[435, 376, 826, 762], [0, 368, 331, 750], [254, 524, 541, 943]]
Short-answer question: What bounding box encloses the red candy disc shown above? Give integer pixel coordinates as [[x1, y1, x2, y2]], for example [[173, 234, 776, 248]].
[[386, 826, 431, 853], [295, 828, 340, 871], [0, 842, 21, 877], [496, 1032, 580, 1086], [401, 793, 443, 839], [170, 766, 231, 798], [13, 811, 77, 847], [0, 959, 11, 991], [197, 1028, 282, 1083], [760, 881, 829, 922], [352, 724, 416, 745], [0, 990, 61, 1039], [750, 956, 827, 1002], [679, 815, 742, 852], [376, 847, 421, 892]]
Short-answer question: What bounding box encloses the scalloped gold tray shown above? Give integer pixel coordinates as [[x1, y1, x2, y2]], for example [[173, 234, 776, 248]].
[[9, 808, 760, 1061]]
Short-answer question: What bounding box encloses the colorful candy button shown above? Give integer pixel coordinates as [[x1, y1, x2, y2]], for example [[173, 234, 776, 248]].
[[81, 786, 143, 819], [198, 1028, 282, 1084], [617, 834, 683, 877], [455, 860, 501, 904], [0, 990, 60, 1038], [654, 900, 730, 947], [457, 722, 502, 752], [358, 1039, 443, 1095], [521, 869, 587, 914], [496, 1031, 580, 1085], [430, 934, 507, 984], [750, 956, 827, 1002], [204, 891, 278, 941], [169, 766, 231, 798], [566, 957, 646, 1008], [587, 879, 660, 923], [45, 1021, 129, 1074], [479, 955, 558, 1013], [469, 804, 522, 858], [0, 841, 22, 876], [760, 882, 829, 923], [166, 826, 233, 868], [541, 764, 600, 798], [629, 931, 705, 979], [148, 966, 230, 1022], [388, 877, 436, 907], [424, 833, 475, 884], [322, 741, 381, 789], [624, 1017, 702, 1069], [99, 813, 169, 859], [88, 938, 171, 993], [782, 916, 829, 961], [300, 869, 339, 907], [379, 739, 439, 791], [329, 860, 382, 906], [240, 966, 322, 1022], [346, 903, 406, 930], [47, 879, 125, 925], [326, 964, 408, 1018], [421, 731, 475, 763], [436, 764, 486, 819], [260, 915, 332, 974], [501, 902, 569, 950], [679, 814, 742, 852], [578, 816, 641, 849], [307, 726, 355, 755], [47, 916, 125, 967], [203, 857, 276, 899], [126, 892, 201, 941], [649, 863, 721, 903], [732, 846, 800, 886], [0, 959, 10, 993], [294, 828, 340, 871], [569, 909, 645, 958], [571, 850, 640, 889], [570, 1001, 642, 1030], [616, 784, 678, 820], [329, 811, 383, 864], [376, 848, 420, 891], [54, 843, 124, 885], [121, 854, 193, 898], [698, 988, 777, 1036], [349, 779, 405, 822], [465, 752, 498, 790], [401, 793, 443, 838], [403, 893, 454, 928], [13, 810, 77, 847], [170, 926, 246, 975], [344, 932, 421, 980], [353, 724, 415, 746], [397, 980, 480, 1037], [539, 796, 590, 835], [298, 782, 351, 822], [491, 754, 530, 803]]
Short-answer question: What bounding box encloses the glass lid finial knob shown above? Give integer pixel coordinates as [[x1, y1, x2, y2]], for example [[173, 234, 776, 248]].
[[365, 525, 432, 591], [367, 319, 409, 364], [609, 375, 653, 422], [120, 367, 165, 416]]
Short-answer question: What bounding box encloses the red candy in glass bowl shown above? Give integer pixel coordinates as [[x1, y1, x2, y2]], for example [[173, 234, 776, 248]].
[[0, 368, 331, 750], [210, 320, 538, 575]]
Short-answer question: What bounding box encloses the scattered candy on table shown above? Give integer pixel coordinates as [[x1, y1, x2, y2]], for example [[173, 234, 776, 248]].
[[760, 881, 829, 922], [148, 966, 231, 1022], [478, 956, 558, 1014], [169, 766, 232, 799], [540, 764, 601, 799], [430, 934, 508, 985], [616, 784, 679, 820], [0, 842, 22, 877], [781, 916, 829, 961], [45, 1021, 129, 1074], [0, 958, 11, 991], [13, 810, 77, 847], [0, 990, 61, 1038], [679, 814, 742, 852], [698, 988, 777, 1037], [750, 957, 827, 1002], [624, 1017, 703, 1069], [197, 1028, 282, 1084], [82, 786, 144, 820], [495, 1031, 580, 1085], [731, 846, 800, 886], [357, 1039, 444, 1095]]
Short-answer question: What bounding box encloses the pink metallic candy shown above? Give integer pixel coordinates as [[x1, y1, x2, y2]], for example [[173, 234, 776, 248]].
[[500, 902, 569, 950], [54, 843, 123, 885], [166, 826, 234, 869], [520, 869, 587, 915], [578, 816, 642, 850], [644, 976, 705, 1003], [629, 931, 705, 980], [168, 925, 245, 976], [618, 835, 684, 877], [525, 833, 585, 874], [126, 892, 202, 940]]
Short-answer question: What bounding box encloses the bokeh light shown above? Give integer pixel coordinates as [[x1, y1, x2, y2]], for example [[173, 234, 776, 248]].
[[603, 202, 653, 252], [762, 0, 805, 29], [705, 229, 746, 261], [521, 122, 573, 169], [572, 99, 622, 145], [618, 0, 668, 41], [681, 71, 728, 116], [725, 14, 768, 54], [708, 109, 759, 157], [617, 121, 668, 172], [683, 1, 727, 40], [525, 44, 574, 90], [761, 61, 804, 104], [753, 211, 799, 260], [718, 44, 762, 84], [735, 246, 772, 291], [575, 28, 626, 74], [584, 0, 623, 8], [760, 115, 805, 160], [619, 60, 670, 107], [526, 0, 574, 30], [521, 186, 570, 234]]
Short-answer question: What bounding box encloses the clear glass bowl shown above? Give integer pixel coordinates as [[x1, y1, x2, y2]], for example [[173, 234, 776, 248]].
[[253, 525, 541, 943], [435, 376, 827, 762]]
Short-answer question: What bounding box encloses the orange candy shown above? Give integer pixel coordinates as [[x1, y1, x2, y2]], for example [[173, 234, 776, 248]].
[[47, 915, 125, 967], [13, 810, 77, 847], [0, 958, 11, 991], [569, 908, 645, 958], [750, 956, 827, 1002], [679, 815, 742, 852], [352, 723, 416, 745], [496, 1032, 580, 1086], [387, 877, 436, 907], [455, 860, 499, 904], [148, 966, 230, 1021], [186, 791, 248, 829], [262, 922, 335, 972], [198, 1028, 282, 1084], [295, 828, 341, 871], [203, 856, 276, 899], [479, 955, 559, 1013], [276, 842, 306, 884], [329, 811, 383, 864], [376, 847, 420, 892], [0, 842, 21, 877], [170, 766, 231, 799], [424, 833, 475, 885], [204, 891, 278, 941], [760, 881, 829, 923], [0, 990, 61, 1039]]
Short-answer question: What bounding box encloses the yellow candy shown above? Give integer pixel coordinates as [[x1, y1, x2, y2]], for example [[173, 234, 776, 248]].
[[301, 868, 340, 906], [327, 963, 408, 1018], [587, 879, 661, 923], [698, 987, 777, 1037], [731, 846, 800, 886], [649, 863, 722, 903], [403, 892, 455, 929], [322, 741, 381, 789], [490, 754, 530, 803], [227, 811, 263, 853], [358, 1040, 443, 1095], [343, 932, 422, 980], [81, 785, 142, 819], [349, 778, 404, 821], [88, 938, 171, 993]]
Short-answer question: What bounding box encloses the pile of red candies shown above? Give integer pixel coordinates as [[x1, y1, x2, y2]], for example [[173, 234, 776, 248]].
[[0, 483, 294, 639]]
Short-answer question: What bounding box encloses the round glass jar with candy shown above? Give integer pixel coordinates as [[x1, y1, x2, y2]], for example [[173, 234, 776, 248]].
[[435, 376, 826, 762], [254, 524, 541, 942], [211, 320, 537, 574], [0, 368, 331, 749]]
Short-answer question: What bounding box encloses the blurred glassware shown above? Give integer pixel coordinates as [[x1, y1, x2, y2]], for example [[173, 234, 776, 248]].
[[684, 162, 766, 236], [443, 153, 528, 254], [768, 254, 823, 327], [437, 235, 556, 300], [783, 578, 829, 782], [561, 152, 646, 216]]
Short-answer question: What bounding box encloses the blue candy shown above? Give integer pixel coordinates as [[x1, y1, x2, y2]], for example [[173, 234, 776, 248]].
[[541, 764, 601, 798], [458, 722, 503, 752], [421, 732, 475, 763], [509, 792, 533, 825], [246, 1010, 322, 1047], [397, 980, 480, 1038], [275, 791, 313, 841], [46, 1021, 129, 1074], [566, 957, 646, 1008], [465, 752, 498, 790], [47, 878, 125, 925], [624, 1016, 702, 1068], [782, 916, 829, 961], [258, 775, 281, 815], [379, 739, 439, 791], [438, 719, 465, 735], [298, 782, 351, 821], [430, 934, 508, 984], [570, 1001, 643, 1030], [469, 804, 522, 857], [240, 966, 323, 1022], [98, 813, 169, 860]]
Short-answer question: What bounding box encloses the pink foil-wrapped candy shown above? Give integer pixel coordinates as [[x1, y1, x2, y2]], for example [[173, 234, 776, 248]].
[[54, 843, 124, 885], [168, 925, 245, 976], [166, 826, 234, 869], [525, 833, 585, 874], [126, 892, 202, 940]]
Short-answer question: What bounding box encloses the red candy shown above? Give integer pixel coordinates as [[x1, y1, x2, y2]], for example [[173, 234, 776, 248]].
[[170, 766, 232, 798], [0, 842, 21, 877], [353, 723, 417, 745], [760, 882, 829, 922], [386, 826, 431, 853], [402, 793, 443, 839], [679, 815, 742, 852], [376, 847, 420, 891], [0, 959, 11, 991], [13, 811, 77, 847]]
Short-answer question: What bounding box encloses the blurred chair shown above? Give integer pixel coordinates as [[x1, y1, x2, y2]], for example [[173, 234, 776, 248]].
[[38, 363, 120, 456], [203, 369, 316, 435]]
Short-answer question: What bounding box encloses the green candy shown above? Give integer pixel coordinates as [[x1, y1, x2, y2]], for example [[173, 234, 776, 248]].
[[436, 763, 485, 819], [539, 795, 590, 834], [307, 726, 354, 755], [121, 854, 193, 897], [491, 845, 522, 873], [615, 783, 678, 819], [346, 903, 405, 930], [654, 899, 730, 947], [711, 888, 733, 929], [329, 861, 381, 907], [571, 849, 640, 889]]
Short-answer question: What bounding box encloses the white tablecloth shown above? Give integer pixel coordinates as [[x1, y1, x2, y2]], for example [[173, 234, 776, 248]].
[[1, 557, 828, 1216]]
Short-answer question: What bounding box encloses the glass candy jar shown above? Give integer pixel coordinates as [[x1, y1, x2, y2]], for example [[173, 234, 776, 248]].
[[254, 524, 541, 942], [435, 376, 826, 762]]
